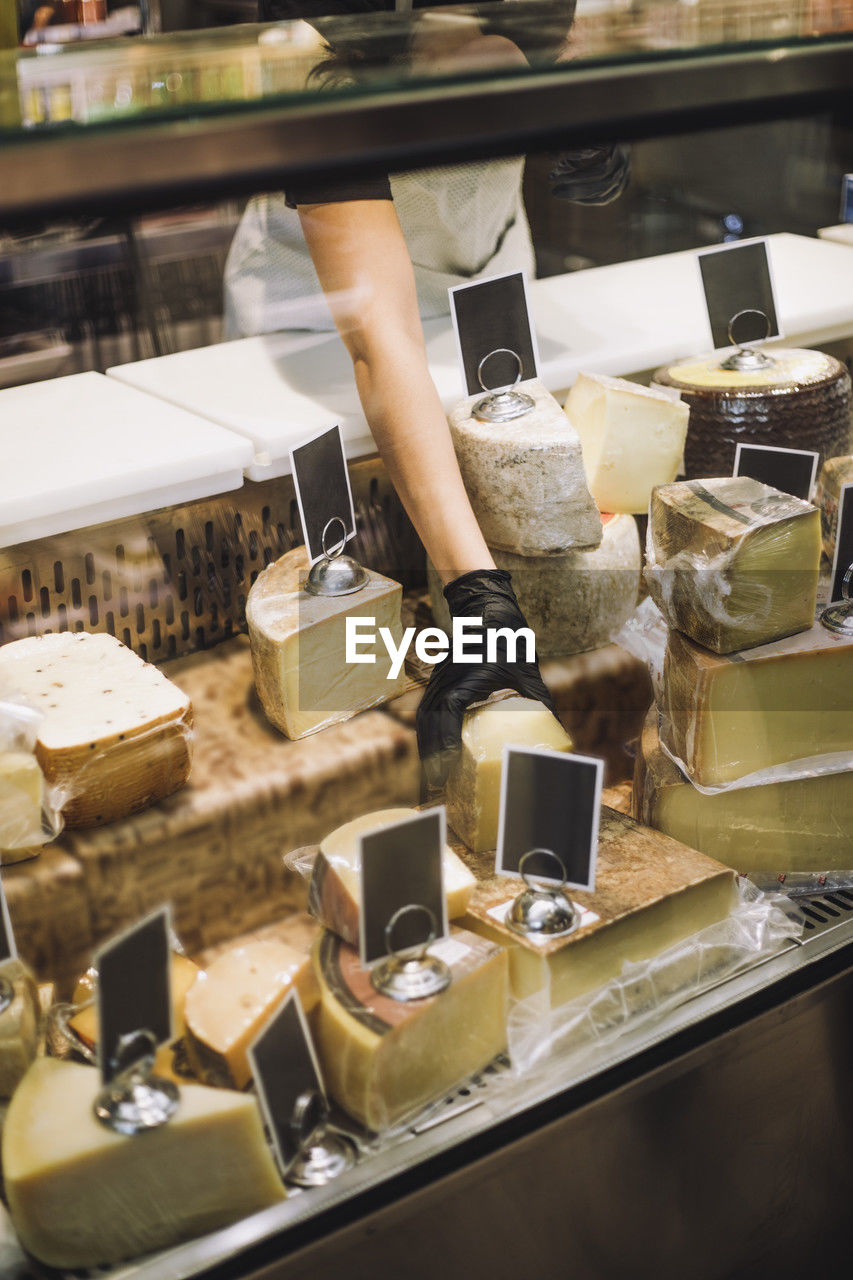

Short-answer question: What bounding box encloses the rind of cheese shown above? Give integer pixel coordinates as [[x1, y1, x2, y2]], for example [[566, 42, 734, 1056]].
[[69, 952, 200, 1053], [0, 960, 40, 1100], [0, 633, 192, 828], [647, 477, 821, 653], [449, 378, 603, 556], [0, 751, 44, 857], [184, 939, 319, 1089], [635, 712, 853, 873], [662, 624, 853, 786], [447, 697, 573, 853], [3, 1058, 285, 1270], [246, 545, 406, 740], [428, 514, 641, 659], [565, 372, 689, 515], [309, 808, 476, 946], [815, 454, 853, 557], [312, 927, 507, 1131]]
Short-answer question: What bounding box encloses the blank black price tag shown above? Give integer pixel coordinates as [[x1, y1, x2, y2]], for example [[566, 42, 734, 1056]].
[[248, 990, 324, 1173], [0, 875, 16, 964], [359, 808, 448, 966], [95, 906, 173, 1085], [290, 424, 356, 566], [830, 482, 853, 604], [841, 174, 853, 224], [449, 271, 539, 397], [733, 443, 819, 502], [496, 747, 604, 890], [697, 240, 781, 350]]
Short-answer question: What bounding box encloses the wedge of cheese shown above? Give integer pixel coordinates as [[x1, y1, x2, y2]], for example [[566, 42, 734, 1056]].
[[565, 372, 689, 514], [0, 633, 192, 827], [458, 808, 735, 1005], [815, 454, 853, 557], [449, 378, 602, 555], [309, 807, 476, 947], [447, 697, 573, 853], [647, 477, 821, 653], [0, 960, 40, 1100], [312, 927, 507, 1131], [0, 751, 44, 862], [69, 952, 200, 1055], [662, 623, 853, 786], [3, 1058, 285, 1270], [636, 713, 853, 874], [247, 545, 406, 740], [184, 939, 318, 1089]]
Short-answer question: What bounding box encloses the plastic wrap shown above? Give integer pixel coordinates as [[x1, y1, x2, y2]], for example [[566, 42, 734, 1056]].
[[448, 378, 602, 556], [645, 476, 821, 654], [816, 453, 853, 558], [0, 958, 42, 1100], [0, 632, 193, 829], [0, 698, 62, 858], [504, 877, 802, 1078], [246, 544, 407, 741], [611, 595, 669, 703], [635, 710, 853, 879]]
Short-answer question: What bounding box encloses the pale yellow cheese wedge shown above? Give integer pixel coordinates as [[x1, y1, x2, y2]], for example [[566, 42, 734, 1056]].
[[312, 927, 507, 1131], [447, 697, 573, 852], [184, 939, 319, 1089], [3, 1058, 285, 1270], [309, 808, 476, 947], [0, 751, 44, 859], [0, 960, 40, 1100]]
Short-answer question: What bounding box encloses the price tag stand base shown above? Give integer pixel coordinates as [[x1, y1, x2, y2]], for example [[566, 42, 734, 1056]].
[[94, 1073, 180, 1137], [0, 974, 14, 1017], [370, 954, 452, 1003], [287, 1132, 358, 1188]]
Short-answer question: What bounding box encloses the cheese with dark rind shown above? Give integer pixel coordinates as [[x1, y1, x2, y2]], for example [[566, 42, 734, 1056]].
[[647, 476, 821, 653], [312, 927, 507, 1130]]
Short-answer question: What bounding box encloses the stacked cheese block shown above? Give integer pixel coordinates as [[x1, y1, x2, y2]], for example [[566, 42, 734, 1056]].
[[638, 475, 853, 874]]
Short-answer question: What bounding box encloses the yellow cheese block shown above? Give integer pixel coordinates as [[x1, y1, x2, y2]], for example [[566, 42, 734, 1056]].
[[3, 1057, 285, 1270], [0, 751, 44, 860], [647, 477, 821, 653], [663, 623, 853, 786], [0, 960, 40, 1100], [246, 545, 406, 740], [184, 939, 319, 1089], [312, 927, 507, 1131], [309, 807, 476, 946], [447, 697, 573, 852]]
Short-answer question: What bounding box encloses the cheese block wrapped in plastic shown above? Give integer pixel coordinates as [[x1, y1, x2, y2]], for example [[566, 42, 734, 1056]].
[[635, 713, 853, 874], [3, 1058, 285, 1269], [565, 372, 689, 514], [308, 808, 475, 948], [662, 624, 853, 788], [428, 514, 641, 658], [815, 454, 853, 557], [447, 697, 573, 853], [312, 927, 507, 1131], [0, 633, 192, 827], [646, 477, 821, 654], [0, 960, 40, 1099], [0, 698, 58, 862], [449, 379, 602, 555], [247, 545, 406, 740], [185, 939, 318, 1089]]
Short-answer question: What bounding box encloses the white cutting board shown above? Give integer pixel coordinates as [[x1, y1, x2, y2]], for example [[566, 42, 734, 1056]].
[[108, 232, 853, 476], [0, 371, 254, 548]]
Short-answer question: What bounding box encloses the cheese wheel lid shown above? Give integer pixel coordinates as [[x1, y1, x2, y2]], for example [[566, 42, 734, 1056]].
[[658, 348, 844, 392]]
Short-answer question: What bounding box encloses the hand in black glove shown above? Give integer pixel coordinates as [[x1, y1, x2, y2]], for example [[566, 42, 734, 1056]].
[[416, 569, 557, 789], [549, 142, 631, 206]]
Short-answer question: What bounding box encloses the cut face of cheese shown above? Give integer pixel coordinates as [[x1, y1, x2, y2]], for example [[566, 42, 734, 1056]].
[[312, 927, 507, 1131], [447, 697, 573, 853], [647, 477, 821, 653], [449, 379, 603, 556], [0, 751, 44, 860], [458, 808, 735, 1006], [184, 939, 318, 1089], [3, 1057, 285, 1270], [636, 713, 853, 874], [815, 454, 853, 557], [0, 961, 40, 1100], [662, 624, 853, 786], [309, 808, 476, 947], [0, 633, 192, 827], [69, 952, 200, 1055], [246, 545, 406, 741], [565, 372, 689, 514]]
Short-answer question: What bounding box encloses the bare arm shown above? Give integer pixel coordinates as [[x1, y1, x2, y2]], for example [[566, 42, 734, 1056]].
[[297, 199, 494, 584]]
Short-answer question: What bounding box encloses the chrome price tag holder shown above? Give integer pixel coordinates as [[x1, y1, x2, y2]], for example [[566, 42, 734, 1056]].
[[370, 904, 452, 1003], [0, 973, 14, 1017], [285, 1089, 357, 1188], [472, 348, 535, 423], [720, 309, 775, 373], [93, 1029, 179, 1137], [821, 561, 853, 635], [304, 516, 369, 597], [506, 849, 579, 940]]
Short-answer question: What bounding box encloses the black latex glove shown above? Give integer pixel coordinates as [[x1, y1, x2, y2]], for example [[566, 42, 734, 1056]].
[[416, 569, 557, 789], [549, 142, 631, 205]]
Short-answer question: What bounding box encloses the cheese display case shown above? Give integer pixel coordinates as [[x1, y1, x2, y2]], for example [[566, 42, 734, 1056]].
[[0, 2, 853, 1277]]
